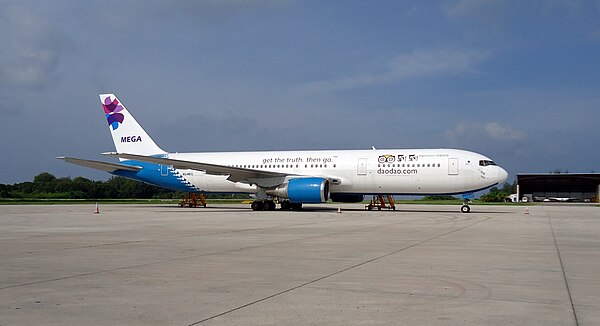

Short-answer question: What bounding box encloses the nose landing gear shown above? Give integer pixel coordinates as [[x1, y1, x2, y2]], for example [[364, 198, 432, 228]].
[[460, 198, 471, 213]]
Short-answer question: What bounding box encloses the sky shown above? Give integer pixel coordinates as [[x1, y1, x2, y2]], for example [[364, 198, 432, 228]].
[[1, 0, 599, 184]]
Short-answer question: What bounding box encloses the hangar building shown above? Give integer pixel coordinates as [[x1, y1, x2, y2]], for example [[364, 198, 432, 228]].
[[516, 173, 600, 203]]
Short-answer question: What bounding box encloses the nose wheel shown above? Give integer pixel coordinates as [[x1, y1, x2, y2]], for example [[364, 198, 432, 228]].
[[460, 199, 471, 213]]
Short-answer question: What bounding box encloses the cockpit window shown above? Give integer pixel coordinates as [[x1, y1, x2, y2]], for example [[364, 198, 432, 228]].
[[479, 160, 497, 166]]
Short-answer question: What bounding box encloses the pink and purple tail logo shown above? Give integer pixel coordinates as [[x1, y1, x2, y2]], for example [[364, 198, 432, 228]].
[[103, 97, 125, 130]]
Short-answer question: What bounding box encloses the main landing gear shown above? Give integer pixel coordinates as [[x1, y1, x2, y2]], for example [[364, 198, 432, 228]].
[[251, 200, 276, 211], [251, 200, 302, 211]]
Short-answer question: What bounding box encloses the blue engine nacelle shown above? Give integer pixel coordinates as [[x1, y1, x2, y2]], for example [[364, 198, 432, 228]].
[[330, 193, 364, 203], [286, 177, 330, 203]]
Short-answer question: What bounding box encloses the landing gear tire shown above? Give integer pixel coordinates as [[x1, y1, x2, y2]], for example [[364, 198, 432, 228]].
[[280, 200, 292, 210], [461, 205, 471, 213], [251, 200, 264, 211], [263, 200, 276, 211]]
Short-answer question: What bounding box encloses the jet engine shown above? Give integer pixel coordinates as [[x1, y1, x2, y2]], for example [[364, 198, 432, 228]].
[[267, 177, 330, 203]]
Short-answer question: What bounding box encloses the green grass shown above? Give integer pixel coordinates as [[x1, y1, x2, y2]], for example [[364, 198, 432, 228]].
[[0, 198, 177, 205], [0, 198, 248, 205]]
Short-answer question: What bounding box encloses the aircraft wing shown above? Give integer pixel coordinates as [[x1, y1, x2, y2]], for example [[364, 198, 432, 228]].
[[101, 152, 290, 187], [57, 157, 142, 172]]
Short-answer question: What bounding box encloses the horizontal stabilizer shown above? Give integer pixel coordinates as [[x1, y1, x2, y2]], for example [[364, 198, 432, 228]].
[[57, 157, 142, 173]]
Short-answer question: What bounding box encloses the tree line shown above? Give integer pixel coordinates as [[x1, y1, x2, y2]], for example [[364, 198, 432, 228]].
[[0, 172, 248, 200], [479, 182, 517, 202], [423, 181, 517, 202]]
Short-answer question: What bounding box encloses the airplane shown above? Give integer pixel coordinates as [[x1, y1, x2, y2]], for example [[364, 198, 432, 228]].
[[59, 94, 508, 213]]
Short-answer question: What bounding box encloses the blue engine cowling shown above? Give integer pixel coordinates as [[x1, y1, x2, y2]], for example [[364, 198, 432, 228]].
[[330, 193, 364, 203], [287, 178, 330, 203]]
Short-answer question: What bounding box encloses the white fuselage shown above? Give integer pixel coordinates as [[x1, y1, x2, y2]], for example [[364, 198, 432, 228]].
[[166, 148, 508, 195]]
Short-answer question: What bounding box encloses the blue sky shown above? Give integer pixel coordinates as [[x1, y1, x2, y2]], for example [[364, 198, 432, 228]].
[[1, 0, 599, 184]]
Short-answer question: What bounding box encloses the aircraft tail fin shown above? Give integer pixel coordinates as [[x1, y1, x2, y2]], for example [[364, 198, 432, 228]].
[[100, 94, 166, 157]]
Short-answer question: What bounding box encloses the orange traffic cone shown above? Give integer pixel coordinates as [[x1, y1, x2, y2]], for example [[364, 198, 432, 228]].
[[524, 207, 529, 215], [337, 205, 341, 213], [94, 202, 100, 214]]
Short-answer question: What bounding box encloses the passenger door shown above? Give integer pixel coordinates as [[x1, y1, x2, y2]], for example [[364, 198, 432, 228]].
[[357, 158, 367, 175], [448, 158, 458, 175]]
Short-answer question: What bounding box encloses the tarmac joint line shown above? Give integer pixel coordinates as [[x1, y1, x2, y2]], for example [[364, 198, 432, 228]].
[[547, 212, 579, 326], [187, 215, 493, 325]]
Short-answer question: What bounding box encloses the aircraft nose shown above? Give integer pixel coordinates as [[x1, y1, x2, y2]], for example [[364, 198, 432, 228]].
[[498, 167, 508, 184]]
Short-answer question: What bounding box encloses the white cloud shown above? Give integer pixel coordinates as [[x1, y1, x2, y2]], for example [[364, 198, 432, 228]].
[[444, 121, 525, 142], [483, 122, 525, 140], [443, 0, 505, 17], [296, 48, 488, 93], [445, 0, 591, 23]]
